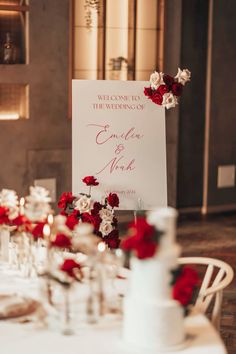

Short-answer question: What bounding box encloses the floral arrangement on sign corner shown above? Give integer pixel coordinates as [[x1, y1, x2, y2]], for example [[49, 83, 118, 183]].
[[121, 217, 199, 312], [144, 68, 191, 109], [57, 176, 121, 249]]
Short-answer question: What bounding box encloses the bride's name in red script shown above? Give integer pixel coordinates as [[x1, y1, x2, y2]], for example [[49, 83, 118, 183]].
[[87, 124, 144, 145]]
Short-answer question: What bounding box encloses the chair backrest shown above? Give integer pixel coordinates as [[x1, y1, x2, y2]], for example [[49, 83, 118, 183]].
[[178, 257, 234, 329]]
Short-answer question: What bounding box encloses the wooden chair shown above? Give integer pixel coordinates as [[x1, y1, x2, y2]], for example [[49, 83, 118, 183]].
[[178, 257, 234, 330]]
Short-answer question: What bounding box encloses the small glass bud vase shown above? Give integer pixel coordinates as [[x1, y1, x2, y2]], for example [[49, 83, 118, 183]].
[[86, 266, 99, 324], [0, 228, 10, 263], [62, 286, 74, 335]]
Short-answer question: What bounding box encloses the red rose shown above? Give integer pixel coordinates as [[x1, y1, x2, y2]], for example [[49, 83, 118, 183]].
[[121, 235, 137, 251], [171, 83, 183, 96], [0, 206, 9, 225], [121, 217, 157, 260], [104, 229, 120, 249], [130, 217, 155, 241], [32, 222, 46, 239], [136, 241, 157, 260], [58, 192, 75, 209], [112, 216, 118, 227], [105, 236, 120, 249], [107, 193, 119, 208], [60, 210, 68, 216], [66, 212, 79, 230], [163, 74, 175, 86], [180, 266, 199, 287], [172, 266, 199, 306], [51, 234, 72, 248], [144, 86, 153, 98], [151, 91, 163, 105], [81, 212, 101, 231], [12, 215, 32, 232], [173, 280, 194, 306], [82, 176, 99, 186], [60, 258, 81, 278], [91, 202, 103, 215], [157, 84, 169, 95]]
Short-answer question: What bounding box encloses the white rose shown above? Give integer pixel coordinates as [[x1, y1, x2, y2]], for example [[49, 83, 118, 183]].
[[99, 208, 113, 222], [25, 202, 51, 222], [175, 68, 191, 85], [0, 189, 18, 208], [162, 92, 178, 109], [99, 221, 113, 236], [74, 196, 91, 213], [27, 186, 51, 203], [8, 207, 19, 220], [150, 71, 164, 89]]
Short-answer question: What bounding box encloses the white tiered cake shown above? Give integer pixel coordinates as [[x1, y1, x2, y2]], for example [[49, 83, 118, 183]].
[[123, 207, 185, 351]]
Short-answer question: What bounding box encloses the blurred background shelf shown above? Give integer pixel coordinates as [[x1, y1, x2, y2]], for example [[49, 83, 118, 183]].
[[0, 0, 29, 120]]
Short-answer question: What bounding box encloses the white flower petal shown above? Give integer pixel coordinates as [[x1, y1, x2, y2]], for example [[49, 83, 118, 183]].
[[74, 196, 91, 213], [99, 221, 113, 236], [162, 92, 178, 110]]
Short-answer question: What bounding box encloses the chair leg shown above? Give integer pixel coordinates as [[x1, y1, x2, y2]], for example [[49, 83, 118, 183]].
[[212, 291, 223, 331]]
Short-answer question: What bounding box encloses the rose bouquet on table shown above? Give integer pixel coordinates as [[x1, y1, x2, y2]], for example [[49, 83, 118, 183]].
[[144, 68, 191, 109], [11, 185, 53, 241], [42, 256, 84, 335], [25, 186, 52, 223], [0, 189, 20, 261], [11, 185, 53, 247], [9, 186, 53, 274], [0, 189, 19, 230], [57, 176, 121, 250]]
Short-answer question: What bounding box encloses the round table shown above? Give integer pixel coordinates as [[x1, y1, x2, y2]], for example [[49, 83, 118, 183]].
[[0, 268, 227, 354], [0, 313, 227, 354]]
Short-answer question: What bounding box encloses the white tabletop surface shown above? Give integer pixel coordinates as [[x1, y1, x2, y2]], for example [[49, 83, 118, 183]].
[[0, 267, 227, 354]]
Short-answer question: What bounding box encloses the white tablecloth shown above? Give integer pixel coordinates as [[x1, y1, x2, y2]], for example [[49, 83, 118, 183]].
[[0, 314, 227, 354], [0, 268, 227, 354]]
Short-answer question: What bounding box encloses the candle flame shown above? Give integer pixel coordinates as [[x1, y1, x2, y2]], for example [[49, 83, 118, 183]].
[[43, 224, 50, 238], [97, 242, 106, 253], [47, 214, 54, 225]]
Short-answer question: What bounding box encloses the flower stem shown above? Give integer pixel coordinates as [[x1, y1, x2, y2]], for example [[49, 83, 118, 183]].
[[63, 288, 73, 335]]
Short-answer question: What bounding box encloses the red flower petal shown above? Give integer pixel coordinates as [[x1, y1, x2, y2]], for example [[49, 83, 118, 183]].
[[82, 176, 99, 186], [107, 193, 119, 208], [60, 258, 81, 278], [58, 192, 75, 209], [51, 234, 72, 248]]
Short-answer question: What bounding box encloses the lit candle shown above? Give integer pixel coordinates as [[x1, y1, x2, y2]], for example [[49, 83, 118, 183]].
[[97, 241, 106, 316], [43, 223, 51, 265], [19, 197, 25, 215], [43, 223, 53, 305], [43, 224, 50, 240]]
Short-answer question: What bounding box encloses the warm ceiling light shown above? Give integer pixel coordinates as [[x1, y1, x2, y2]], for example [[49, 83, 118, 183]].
[[0, 0, 18, 4], [0, 113, 20, 120], [0, 10, 19, 15]]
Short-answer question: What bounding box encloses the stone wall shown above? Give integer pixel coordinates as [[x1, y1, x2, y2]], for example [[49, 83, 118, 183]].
[[0, 0, 71, 205]]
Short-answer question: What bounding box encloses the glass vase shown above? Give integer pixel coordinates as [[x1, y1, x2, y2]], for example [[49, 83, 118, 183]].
[[0, 228, 10, 263]]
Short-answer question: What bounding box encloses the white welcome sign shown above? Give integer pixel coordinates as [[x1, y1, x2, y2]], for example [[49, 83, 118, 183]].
[[72, 80, 167, 210]]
